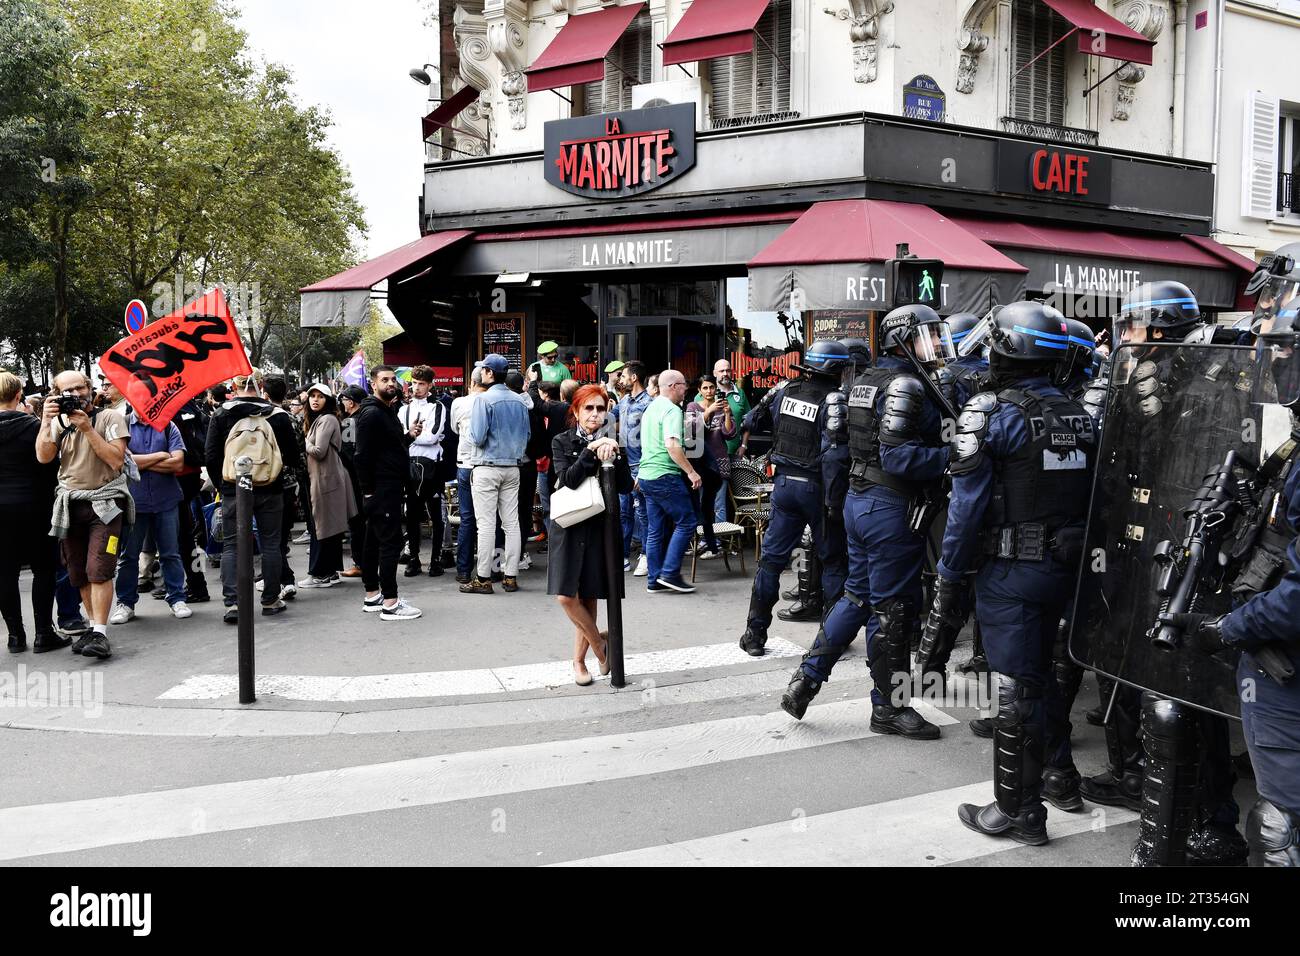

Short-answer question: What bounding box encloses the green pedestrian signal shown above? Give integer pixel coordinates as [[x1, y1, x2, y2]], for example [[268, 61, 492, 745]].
[[885, 255, 945, 308]]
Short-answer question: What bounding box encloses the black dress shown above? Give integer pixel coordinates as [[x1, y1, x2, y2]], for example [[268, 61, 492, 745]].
[[546, 429, 633, 599]]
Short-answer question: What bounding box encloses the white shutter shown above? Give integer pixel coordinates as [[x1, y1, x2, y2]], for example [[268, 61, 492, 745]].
[[583, 11, 651, 114], [708, 0, 788, 122], [1241, 91, 1280, 220]]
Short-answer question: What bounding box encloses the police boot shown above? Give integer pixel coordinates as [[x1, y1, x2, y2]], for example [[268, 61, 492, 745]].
[[1052, 620, 1084, 719], [780, 672, 821, 721], [739, 586, 770, 657], [969, 717, 996, 739], [1080, 686, 1144, 811], [958, 620, 988, 674], [1185, 820, 1249, 866], [958, 675, 1048, 846], [869, 599, 940, 741], [1042, 766, 1084, 813], [1246, 799, 1300, 867], [777, 553, 823, 622], [1131, 696, 1199, 867]]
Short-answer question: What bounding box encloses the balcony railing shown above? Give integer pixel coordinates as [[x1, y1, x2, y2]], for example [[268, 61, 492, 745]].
[[1000, 116, 1099, 147], [710, 110, 801, 130], [1280, 172, 1298, 217]]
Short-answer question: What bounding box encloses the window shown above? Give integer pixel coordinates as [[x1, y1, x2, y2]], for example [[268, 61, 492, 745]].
[[580, 10, 651, 115], [1010, 0, 1067, 127], [1279, 113, 1300, 217], [707, 0, 790, 124], [725, 276, 803, 407]]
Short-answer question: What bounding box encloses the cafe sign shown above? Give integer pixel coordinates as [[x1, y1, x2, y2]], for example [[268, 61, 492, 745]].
[[544, 103, 697, 199], [996, 141, 1114, 206]]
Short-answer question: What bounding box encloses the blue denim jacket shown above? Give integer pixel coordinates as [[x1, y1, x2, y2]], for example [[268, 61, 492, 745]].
[[617, 388, 653, 473], [468, 384, 530, 465]]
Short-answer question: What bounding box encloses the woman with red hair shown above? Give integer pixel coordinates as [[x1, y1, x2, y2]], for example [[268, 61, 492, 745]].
[[547, 383, 632, 685]]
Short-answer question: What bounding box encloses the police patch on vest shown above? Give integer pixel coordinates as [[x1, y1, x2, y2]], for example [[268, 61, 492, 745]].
[[1050, 432, 1077, 447], [1028, 416, 1046, 440], [1059, 414, 1095, 440], [781, 397, 819, 422], [1043, 449, 1087, 471], [849, 384, 878, 408]]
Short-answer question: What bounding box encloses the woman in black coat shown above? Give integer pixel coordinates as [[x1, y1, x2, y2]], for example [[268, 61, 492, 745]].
[[547, 384, 632, 685]]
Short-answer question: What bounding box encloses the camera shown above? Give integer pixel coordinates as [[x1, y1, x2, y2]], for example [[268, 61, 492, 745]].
[[57, 390, 86, 416]]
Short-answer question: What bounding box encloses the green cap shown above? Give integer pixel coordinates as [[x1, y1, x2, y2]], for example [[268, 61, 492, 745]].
[[537, 340, 559, 356], [604, 360, 626, 373]]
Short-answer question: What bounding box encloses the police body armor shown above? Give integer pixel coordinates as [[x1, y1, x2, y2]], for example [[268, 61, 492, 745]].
[[847, 366, 925, 495], [771, 376, 835, 472], [981, 387, 1096, 561]]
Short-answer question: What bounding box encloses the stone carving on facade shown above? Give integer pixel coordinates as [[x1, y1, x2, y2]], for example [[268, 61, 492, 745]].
[[956, 0, 997, 94], [485, 0, 529, 130], [1110, 1, 1166, 121], [451, 2, 493, 156], [823, 1, 893, 83]]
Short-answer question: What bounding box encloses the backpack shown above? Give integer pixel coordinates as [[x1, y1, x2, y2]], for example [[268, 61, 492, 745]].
[[222, 410, 283, 486]]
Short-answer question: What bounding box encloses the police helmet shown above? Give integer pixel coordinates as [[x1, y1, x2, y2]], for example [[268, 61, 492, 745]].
[[989, 301, 1072, 365], [945, 313, 982, 348], [876, 304, 955, 365], [1055, 318, 1098, 386], [838, 337, 871, 366], [1249, 242, 1300, 342], [803, 339, 851, 377], [1114, 280, 1202, 345]]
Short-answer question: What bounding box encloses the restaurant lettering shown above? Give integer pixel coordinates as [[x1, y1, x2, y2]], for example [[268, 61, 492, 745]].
[[995, 141, 1113, 206], [844, 275, 950, 308], [543, 104, 697, 200], [1051, 263, 1143, 294], [1031, 150, 1091, 197], [581, 237, 676, 267]]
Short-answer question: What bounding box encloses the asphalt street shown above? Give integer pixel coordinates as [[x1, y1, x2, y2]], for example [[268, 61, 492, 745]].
[[0, 539, 1259, 866]]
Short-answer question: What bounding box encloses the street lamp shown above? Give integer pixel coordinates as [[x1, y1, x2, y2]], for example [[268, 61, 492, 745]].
[[409, 63, 438, 86]]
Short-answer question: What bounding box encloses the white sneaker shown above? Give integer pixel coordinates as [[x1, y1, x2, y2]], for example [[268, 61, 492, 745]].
[[297, 576, 334, 589], [633, 554, 648, 577], [292, 531, 310, 545], [518, 553, 532, 571], [380, 599, 423, 621], [108, 603, 134, 625], [280, 583, 297, 601], [170, 601, 193, 619]]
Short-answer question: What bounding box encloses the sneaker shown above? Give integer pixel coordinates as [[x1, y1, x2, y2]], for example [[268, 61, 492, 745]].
[[623, 557, 633, 572], [185, 586, 211, 603], [261, 599, 287, 616], [297, 576, 335, 589], [501, 576, 519, 592], [658, 575, 697, 594], [80, 633, 112, 659], [58, 618, 92, 637], [380, 599, 423, 621], [362, 595, 386, 613], [633, 555, 648, 577], [108, 603, 135, 625], [328, 572, 342, 583], [170, 601, 193, 619], [280, 583, 297, 601], [698, 545, 721, 560], [293, 531, 311, 545], [646, 580, 670, 594], [518, 553, 532, 571], [459, 578, 494, 595], [223, 606, 238, 625]]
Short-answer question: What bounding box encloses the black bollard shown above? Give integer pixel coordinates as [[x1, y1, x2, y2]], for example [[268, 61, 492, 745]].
[[599, 460, 626, 688], [235, 455, 256, 704]]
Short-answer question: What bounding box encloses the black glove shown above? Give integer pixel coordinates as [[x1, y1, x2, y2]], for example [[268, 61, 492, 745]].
[[1157, 612, 1225, 654], [917, 576, 965, 673]]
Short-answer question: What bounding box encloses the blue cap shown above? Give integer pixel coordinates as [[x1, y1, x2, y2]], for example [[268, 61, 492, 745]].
[[475, 354, 509, 376]]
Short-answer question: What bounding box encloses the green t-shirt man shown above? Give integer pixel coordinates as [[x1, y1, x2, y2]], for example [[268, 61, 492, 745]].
[[534, 341, 572, 384], [637, 396, 685, 482]]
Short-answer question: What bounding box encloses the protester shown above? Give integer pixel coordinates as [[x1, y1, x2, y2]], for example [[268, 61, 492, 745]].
[[449, 369, 486, 584], [338, 385, 368, 578], [353, 366, 422, 620], [206, 384, 229, 411], [463, 354, 529, 594], [603, 361, 625, 403], [532, 341, 572, 384], [109, 401, 191, 625], [637, 369, 701, 594], [548, 384, 630, 685], [704, 359, 749, 522], [509, 371, 542, 570], [262, 375, 302, 598], [616, 360, 652, 574], [398, 365, 447, 577], [172, 397, 211, 603], [299, 384, 356, 588], [0, 371, 64, 653], [204, 370, 302, 623], [685, 374, 736, 559], [36, 370, 131, 659]]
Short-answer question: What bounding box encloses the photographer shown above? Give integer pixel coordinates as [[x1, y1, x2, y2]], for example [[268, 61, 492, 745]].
[[36, 370, 131, 660]]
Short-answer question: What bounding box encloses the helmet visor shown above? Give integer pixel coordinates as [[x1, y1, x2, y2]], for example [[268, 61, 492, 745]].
[[956, 313, 995, 358], [1251, 278, 1300, 339], [909, 322, 955, 365]]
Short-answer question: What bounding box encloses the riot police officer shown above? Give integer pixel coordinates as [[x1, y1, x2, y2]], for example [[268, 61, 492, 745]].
[[924, 301, 1097, 845], [1162, 243, 1300, 866], [739, 340, 852, 656], [778, 338, 868, 623], [779, 306, 953, 738]]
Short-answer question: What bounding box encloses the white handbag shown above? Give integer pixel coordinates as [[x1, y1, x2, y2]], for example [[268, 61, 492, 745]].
[[551, 474, 606, 528]]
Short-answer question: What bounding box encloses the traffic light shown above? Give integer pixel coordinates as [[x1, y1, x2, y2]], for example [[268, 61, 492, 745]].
[[885, 255, 944, 309]]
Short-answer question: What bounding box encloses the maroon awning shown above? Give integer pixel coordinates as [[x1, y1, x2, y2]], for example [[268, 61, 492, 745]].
[[421, 85, 480, 140], [526, 3, 646, 93], [661, 0, 772, 67], [1037, 0, 1154, 66]]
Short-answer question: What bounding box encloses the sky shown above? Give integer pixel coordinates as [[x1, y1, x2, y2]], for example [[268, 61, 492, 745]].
[[232, 0, 436, 262]]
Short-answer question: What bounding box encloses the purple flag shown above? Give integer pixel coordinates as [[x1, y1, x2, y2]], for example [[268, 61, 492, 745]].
[[340, 350, 367, 391]]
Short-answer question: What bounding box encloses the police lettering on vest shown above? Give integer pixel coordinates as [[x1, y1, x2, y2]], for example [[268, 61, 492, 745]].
[[987, 388, 1095, 530]]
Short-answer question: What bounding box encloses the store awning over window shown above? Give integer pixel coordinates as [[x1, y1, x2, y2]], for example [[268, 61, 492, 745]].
[[1036, 0, 1155, 66], [747, 200, 1028, 315], [949, 216, 1254, 309], [661, 0, 773, 67], [525, 3, 646, 93], [299, 230, 473, 327], [421, 85, 480, 140]]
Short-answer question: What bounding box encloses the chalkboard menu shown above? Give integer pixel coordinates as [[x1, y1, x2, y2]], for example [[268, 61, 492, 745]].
[[810, 311, 872, 342], [478, 313, 526, 374]]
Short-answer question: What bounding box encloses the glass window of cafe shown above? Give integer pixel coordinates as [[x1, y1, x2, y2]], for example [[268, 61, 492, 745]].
[[726, 276, 807, 407]]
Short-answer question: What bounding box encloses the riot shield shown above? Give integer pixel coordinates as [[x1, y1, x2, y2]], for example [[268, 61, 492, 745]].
[[1069, 341, 1262, 719]]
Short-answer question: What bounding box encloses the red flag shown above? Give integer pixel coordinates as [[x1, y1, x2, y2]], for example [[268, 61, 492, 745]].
[[100, 288, 253, 431]]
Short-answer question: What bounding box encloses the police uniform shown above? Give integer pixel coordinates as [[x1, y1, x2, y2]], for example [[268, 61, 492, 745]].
[[739, 364, 842, 656], [942, 339, 1096, 843]]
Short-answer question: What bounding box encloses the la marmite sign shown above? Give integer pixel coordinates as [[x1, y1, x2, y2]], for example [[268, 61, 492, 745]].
[[544, 103, 697, 199]]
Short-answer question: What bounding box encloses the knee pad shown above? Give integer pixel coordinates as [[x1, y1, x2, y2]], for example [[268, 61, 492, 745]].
[[873, 597, 919, 638], [1140, 696, 1200, 765], [994, 674, 1039, 728], [1246, 798, 1300, 867]]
